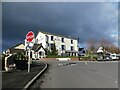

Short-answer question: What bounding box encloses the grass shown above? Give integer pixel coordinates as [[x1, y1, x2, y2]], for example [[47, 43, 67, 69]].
[[46, 55, 78, 58], [46, 54, 98, 59]]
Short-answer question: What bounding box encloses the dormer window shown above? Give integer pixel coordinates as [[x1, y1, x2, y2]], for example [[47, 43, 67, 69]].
[[46, 35, 49, 42], [71, 40, 73, 44], [61, 45, 66, 50], [51, 36, 54, 41], [71, 46, 74, 50], [62, 38, 64, 42]]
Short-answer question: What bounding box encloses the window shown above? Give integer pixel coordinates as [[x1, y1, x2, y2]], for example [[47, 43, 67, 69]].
[[51, 36, 54, 41], [46, 35, 49, 42], [46, 43, 49, 48], [62, 38, 64, 42], [71, 40, 73, 44], [71, 46, 74, 50], [61, 45, 66, 50], [35, 39, 38, 43], [50, 44, 54, 50], [39, 52, 42, 55]]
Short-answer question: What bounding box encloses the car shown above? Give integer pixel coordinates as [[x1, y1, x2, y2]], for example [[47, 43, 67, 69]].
[[110, 53, 119, 60], [104, 53, 112, 61]]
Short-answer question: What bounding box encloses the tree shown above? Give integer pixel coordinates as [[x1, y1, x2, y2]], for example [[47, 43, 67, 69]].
[[86, 38, 120, 54], [108, 44, 120, 54], [87, 38, 96, 54], [50, 43, 58, 55], [45, 43, 58, 56], [99, 39, 111, 52]]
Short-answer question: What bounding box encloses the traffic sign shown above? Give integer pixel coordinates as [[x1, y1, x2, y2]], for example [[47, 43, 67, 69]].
[[25, 31, 34, 73], [26, 31, 34, 42]]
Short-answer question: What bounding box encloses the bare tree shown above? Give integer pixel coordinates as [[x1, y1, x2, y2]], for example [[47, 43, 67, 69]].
[[86, 38, 120, 54], [99, 39, 111, 52], [108, 44, 120, 54], [87, 38, 96, 54]]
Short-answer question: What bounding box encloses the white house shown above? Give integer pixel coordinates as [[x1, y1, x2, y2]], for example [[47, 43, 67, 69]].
[[35, 31, 78, 56], [4, 31, 79, 60], [31, 44, 46, 59]]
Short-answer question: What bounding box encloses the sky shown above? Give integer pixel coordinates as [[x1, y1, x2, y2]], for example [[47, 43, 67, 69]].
[[2, 1, 119, 51]]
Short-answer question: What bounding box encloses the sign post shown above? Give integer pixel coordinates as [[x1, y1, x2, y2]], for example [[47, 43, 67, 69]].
[[26, 31, 34, 73], [28, 48, 31, 73]]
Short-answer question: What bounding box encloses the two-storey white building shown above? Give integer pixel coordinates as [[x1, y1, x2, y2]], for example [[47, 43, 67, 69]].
[[35, 31, 78, 56]]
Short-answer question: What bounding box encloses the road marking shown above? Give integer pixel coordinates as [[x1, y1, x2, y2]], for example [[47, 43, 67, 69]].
[[58, 63, 76, 66], [85, 61, 88, 66], [115, 81, 118, 83], [97, 61, 118, 63], [58, 63, 63, 66], [70, 63, 76, 66]]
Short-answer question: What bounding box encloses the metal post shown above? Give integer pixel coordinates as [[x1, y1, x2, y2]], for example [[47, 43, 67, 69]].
[[28, 48, 31, 73]]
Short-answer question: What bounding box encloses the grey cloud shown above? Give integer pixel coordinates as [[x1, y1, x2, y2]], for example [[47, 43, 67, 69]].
[[3, 0, 119, 2], [2, 2, 118, 50]]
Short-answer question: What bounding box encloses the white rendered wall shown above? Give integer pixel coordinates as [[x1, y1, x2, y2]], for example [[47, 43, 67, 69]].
[[36, 31, 78, 53], [36, 32, 46, 48]]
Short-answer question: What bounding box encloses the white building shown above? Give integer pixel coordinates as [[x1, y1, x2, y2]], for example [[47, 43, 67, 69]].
[[35, 31, 78, 56], [31, 44, 46, 59]]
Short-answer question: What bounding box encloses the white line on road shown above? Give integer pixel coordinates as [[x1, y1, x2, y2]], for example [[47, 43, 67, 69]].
[[73, 61, 118, 63], [85, 61, 88, 66], [115, 81, 118, 83], [58, 63, 77, 66]]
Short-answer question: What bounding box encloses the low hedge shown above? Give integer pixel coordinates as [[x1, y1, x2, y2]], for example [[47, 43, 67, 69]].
[[46, 55, 78, 58]]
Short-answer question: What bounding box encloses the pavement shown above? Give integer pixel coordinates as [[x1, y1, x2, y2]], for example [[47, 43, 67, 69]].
[[30, 61, 118, 89], [2, 60, 47, 90]]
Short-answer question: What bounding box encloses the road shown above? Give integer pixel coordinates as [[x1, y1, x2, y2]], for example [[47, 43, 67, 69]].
[[30, 60, 118, 89], [2, 61, 46, 89]]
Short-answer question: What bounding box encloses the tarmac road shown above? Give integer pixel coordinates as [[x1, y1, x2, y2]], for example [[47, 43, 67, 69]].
[[2, 61, 46, 89], [30, 61, 118, 89]]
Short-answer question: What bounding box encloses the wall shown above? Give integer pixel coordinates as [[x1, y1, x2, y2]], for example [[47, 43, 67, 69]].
[[36, 32, 46, 48], [36, 31, 78, 55]]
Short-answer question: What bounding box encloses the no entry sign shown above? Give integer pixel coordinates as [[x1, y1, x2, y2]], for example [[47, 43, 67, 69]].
[[25, 31, 34, 73], [26, 31, 34, 42]]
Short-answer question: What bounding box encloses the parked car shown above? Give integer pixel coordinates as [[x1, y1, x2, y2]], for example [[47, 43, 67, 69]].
[[104, 53, 112, 61], [110, 53, 119, 60], [117, 55, 120, 60]]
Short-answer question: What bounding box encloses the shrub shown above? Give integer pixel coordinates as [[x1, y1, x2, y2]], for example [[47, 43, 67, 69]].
[[46, 55, 78, 58], [14, 52, 27, 60]]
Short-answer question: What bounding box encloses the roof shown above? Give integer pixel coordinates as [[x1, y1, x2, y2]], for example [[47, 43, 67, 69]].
[[10, 43, 24, 49], [32, 44, 45, 52], [9, 48, 25, 54], [36, 30, 78, 40], [79, 48, 84, 51]]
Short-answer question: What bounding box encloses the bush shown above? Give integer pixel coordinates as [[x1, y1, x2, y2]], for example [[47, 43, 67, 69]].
[[80, 54, 98, 60], [15, 60, 28, 70], [46, 55, 59, 58], [46, 55, 78, 58], [14, 52, 27, 60]]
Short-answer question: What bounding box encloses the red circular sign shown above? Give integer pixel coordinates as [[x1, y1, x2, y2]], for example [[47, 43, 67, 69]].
[[26, 31, 34, 42]]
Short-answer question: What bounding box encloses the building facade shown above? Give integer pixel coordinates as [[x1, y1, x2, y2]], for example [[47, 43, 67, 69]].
[[35, 31, 78, 56], [31, 44, 46, 59], [3, 31, 79, 60]]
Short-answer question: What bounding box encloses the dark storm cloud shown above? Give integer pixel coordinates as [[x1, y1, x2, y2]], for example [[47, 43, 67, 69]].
[[2, 2, 118, 50]]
